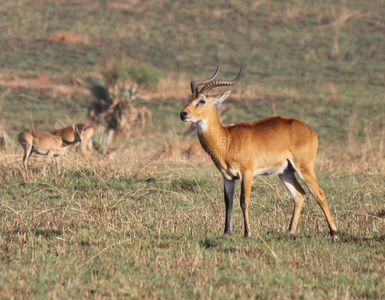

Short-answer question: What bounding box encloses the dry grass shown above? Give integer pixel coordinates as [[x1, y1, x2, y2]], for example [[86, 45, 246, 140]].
[[317, 147, 385, 173], [1, 143, 384, 298]]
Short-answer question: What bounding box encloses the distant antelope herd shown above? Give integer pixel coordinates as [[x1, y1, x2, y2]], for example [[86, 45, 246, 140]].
[[17, 66, 337, 239]]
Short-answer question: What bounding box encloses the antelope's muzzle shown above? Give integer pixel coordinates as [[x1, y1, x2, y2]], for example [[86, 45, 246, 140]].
[[180, 110, 188, 121]]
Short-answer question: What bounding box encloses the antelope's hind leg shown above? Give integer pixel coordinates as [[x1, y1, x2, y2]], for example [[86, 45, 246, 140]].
[[279, 164, 306, 235], [21, 143, 33, 172], [296, 165, 337, 238]]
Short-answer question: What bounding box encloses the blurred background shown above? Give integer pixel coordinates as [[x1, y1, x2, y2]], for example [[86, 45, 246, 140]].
[[0, 0, 384, 163]]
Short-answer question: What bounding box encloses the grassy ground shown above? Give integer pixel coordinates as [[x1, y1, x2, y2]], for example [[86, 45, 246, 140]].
[[0, 0, 384, 299], [0, 155, 384, 299]]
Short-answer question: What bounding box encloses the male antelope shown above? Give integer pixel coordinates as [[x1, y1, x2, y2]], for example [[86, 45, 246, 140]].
[[180, 66, 337, 239], [53, 123, 94, 154], [18, 125, 86, 175]]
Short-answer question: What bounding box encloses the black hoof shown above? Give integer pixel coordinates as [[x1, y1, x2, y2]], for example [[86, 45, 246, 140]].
[[330, 230, 338, 242]]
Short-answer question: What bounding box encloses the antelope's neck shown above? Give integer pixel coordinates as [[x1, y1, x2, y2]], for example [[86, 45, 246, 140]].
[[61, 138, 78, 147], [196, 112, 228, 163]]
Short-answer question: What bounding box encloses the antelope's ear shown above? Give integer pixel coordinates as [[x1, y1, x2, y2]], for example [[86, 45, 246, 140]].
[[72, 124, 78, 132], [211, 90, 231, 106]]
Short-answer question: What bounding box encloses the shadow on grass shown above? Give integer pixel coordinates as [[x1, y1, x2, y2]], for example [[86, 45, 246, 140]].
[[375, 209, 385, 218], [34, 229, 63, 238], [337, 232, 385, 244], [3, 229, 63, 238], [199, 231, 300, 251]]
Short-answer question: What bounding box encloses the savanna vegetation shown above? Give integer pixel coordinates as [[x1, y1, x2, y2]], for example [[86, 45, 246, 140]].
[[0, 0, 384, 298]]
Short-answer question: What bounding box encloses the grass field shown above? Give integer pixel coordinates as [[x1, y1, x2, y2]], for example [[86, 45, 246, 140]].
[[0, 154, 384, 299], [0, 0, 384, 299]]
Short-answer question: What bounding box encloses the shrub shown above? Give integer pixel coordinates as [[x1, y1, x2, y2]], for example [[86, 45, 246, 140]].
[[117, 64, 161, 89], [102, 59, 161, 90]]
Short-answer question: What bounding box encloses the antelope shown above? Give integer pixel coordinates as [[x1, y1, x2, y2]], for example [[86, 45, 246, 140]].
[[180, 66, 337, 239], [53, 123, 94, 155], [18, 125, 86, 175]]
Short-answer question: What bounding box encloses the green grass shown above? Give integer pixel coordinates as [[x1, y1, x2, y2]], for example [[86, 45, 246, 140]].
[[1, 1, 384, 94], [0, 88, 89, 138]]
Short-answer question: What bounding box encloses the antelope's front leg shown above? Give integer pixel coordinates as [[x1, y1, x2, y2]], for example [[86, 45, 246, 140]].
[[53, 154, 61, 175], [42, 152, 54, 177], [223, 178, 235, 235], [240, 173, 253, 238]]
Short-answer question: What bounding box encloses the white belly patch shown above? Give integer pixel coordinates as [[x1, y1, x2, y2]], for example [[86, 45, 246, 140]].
[[253, 160, 289, 176], [32, 146, 49, 155]]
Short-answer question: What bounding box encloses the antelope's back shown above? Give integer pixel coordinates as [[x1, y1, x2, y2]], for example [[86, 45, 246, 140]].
[[225, 116, 317, 154]]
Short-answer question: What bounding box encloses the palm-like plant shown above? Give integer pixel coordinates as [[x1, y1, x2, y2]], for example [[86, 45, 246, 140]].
[[86, 76, 152, 138]]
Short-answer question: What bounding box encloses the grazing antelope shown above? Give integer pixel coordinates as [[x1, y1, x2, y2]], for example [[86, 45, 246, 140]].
[[18, 125, 86, 175], [53, 123, 94, 154], [180, 66, 337, 239]]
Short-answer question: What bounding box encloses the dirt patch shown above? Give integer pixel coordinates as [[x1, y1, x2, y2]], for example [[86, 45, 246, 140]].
[[155, 140, 210, 164], [0, 75, 90, 96], [45, 33, 85, 44]]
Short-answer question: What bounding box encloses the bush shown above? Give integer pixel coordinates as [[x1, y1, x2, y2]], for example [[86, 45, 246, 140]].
[[117, 64, 161, 89]]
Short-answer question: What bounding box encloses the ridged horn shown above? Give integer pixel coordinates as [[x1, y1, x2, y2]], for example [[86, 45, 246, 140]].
[[199, 66, 243, 95], [190, 66, 220, 93]]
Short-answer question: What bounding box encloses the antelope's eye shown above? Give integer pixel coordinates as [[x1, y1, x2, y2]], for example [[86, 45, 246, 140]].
[[199, 99, 206, 105], [188, 98, 192, 103]]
